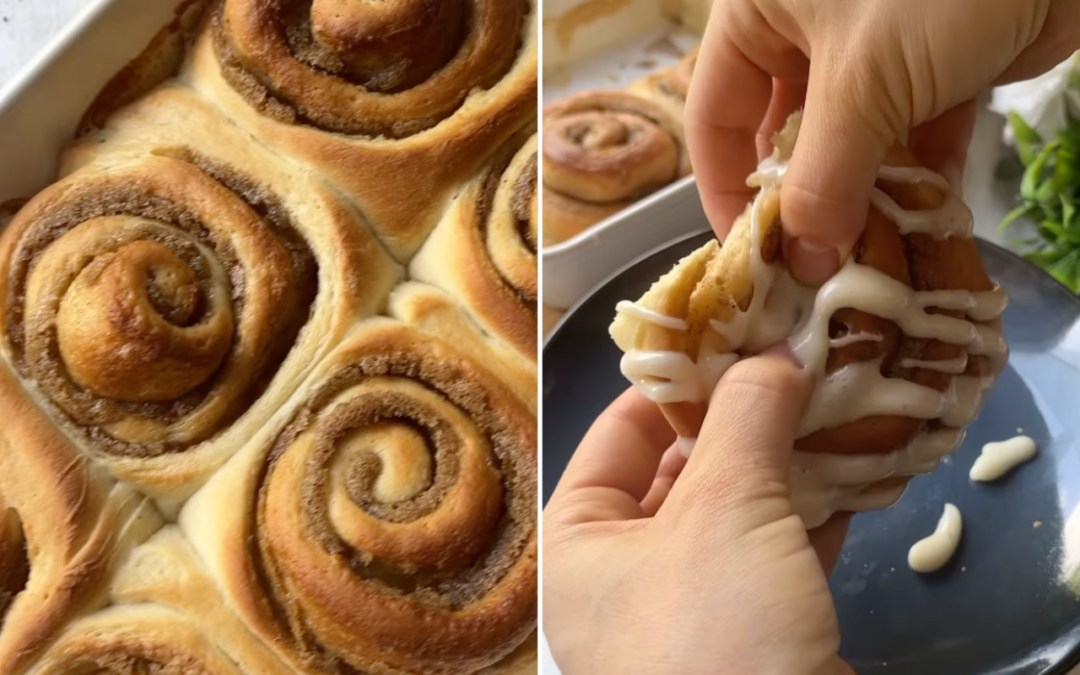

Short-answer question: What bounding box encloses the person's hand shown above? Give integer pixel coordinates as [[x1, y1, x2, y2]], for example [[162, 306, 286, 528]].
[[543, 352, 855, 675], [687, 0, 1080, 286]]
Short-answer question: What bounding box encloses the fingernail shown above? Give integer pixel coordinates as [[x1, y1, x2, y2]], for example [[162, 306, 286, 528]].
[[760, 341, 804, 368], [785, 237, 839, 287]]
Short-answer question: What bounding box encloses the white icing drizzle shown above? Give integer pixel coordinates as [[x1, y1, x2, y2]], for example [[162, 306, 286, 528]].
[[801, 360, 936, 436], [940, 375, 995, 428], [876, 165, 953, 191], [620, 349, 738, 405], [790, 429, 965, 529], [829, 332, 883, 348], [899, 354, 969, 374], [791, 261, 1008, 376], [871, 165, 973, 238], [615, 152, 1008, 528], [616, 300, 688, 331], [908, 503, 963, 573], [969, 435, 1037, 482]]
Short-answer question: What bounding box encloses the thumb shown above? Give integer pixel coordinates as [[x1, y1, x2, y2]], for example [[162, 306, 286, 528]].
[[662, 346, 813, 527], [781, 57, 894, 286]]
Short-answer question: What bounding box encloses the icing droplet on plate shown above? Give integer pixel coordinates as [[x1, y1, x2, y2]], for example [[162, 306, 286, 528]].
[[970, 435, 1037, 482], [909, 503, 963, 573]]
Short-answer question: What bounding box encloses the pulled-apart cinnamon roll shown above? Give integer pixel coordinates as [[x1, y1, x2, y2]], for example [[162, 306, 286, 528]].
[[610, 112, 1007, 528]]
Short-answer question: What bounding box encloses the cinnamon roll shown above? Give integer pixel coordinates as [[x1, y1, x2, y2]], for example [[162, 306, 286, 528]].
[[0, 2, 538, 671], [184, 0, 539, 260], [0, 364, 163, 675], [178, 319, 537, 675], [543, 90, 690, 246], [25, 526, 296, 675], [1, 85, 400, 512], [628, 49, 697, 123], [410, 132, 538, 378], [24, 607, 249, 675], [610, 112, 1007, 528], [23, 604, 286, 675]]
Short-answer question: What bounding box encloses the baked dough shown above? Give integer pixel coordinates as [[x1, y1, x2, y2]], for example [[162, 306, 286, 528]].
[[0, 2, 538, 672], [543, 90, 690, 246]]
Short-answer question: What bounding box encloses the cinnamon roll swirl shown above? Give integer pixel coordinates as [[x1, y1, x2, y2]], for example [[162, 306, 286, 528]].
[[0, 364, 163, 675], [2, 85, 400, 511], [23, 604, 283, 675], [184, 0, 539, 260], [543, 90, 690, 246], [611, 112, 1007, 528], [25, 526, 295, 675], [410, 132, 538, 376], [180, 319, 537, 675]]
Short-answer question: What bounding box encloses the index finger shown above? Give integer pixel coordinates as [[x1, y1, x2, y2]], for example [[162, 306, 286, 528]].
[[686, 19, 772, 239], [686, 4, 809, 239]]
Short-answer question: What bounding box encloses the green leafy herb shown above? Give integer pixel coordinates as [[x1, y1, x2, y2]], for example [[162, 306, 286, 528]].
[[998, 113, 1080, 293]]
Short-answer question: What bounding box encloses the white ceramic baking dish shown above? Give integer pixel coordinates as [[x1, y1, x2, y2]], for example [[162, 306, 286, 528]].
[[541, 0, 708, 310], [0, 0, 190, 207]]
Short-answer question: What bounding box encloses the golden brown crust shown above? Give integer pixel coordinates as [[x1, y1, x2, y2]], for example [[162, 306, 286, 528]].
[[2, 3, 537, 671], [5, 85, 401, 513], [410, 132, 538, 366], [542, 90, 690, 246], [0, 363, 163, 675], [23, 604, 274, 675], [27, 526, 296, 675], [180, 319, 537, 675], [390, 282, 537, 414], [182, 0, 539, 260]]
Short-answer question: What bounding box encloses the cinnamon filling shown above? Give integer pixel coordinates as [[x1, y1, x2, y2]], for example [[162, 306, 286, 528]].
[[247, 335, 535, 671], [212, 0, 528, 138], [476, 142, 539, 309], [511, 153, 538, 255]]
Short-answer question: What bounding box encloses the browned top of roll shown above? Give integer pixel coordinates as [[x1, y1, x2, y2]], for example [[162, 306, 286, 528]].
[[0, 151, 317, 459], [222, 321, 537, 675], [213, 0, 530, 138], [543, 90, 687, 205]]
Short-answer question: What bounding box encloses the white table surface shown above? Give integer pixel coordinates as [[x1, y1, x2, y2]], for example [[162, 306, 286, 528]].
[[2, 3, 1078, 674]]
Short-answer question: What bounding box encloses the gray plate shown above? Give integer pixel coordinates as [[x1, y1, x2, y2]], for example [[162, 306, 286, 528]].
[[543, 231, 1080, 675]]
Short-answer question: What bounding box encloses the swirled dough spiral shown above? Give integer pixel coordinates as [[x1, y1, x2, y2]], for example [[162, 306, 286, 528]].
[[180, 320, 537, 675], [5, 85, 400, 510], [184, 0, 539, 259], [0, 364, 163, 675], [0, 4, 536, 672], [410, 132, 538, 392], [543, 90, 690, 245], [628, 48, 697, 122]]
